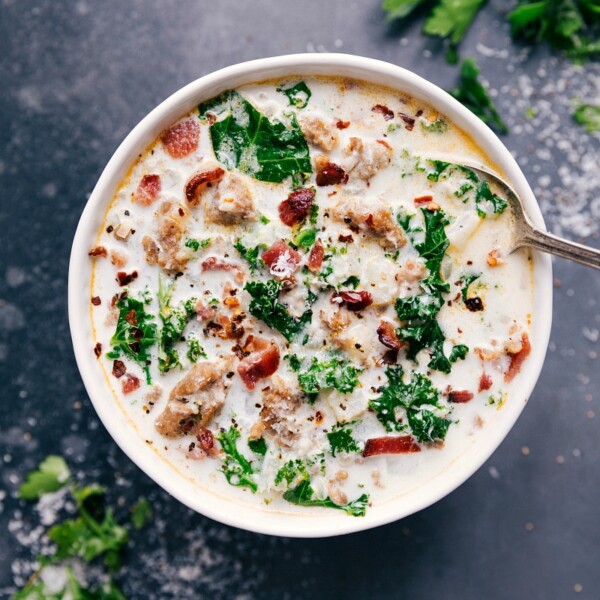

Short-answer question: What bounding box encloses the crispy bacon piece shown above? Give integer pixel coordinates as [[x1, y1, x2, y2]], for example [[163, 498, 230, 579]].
[[448, 390, 474, 403], [278, 188, 315, 226], [332, 290, 373, 312], [377, 320, 404, 350], [479, 373, 493, 392], [160, 119, 200, 158], [237, 336, 280, 391], [307, 238, 324, 273], [204, 314, 245, 340], [338, 234, 354, 243], [197, 428, 215, 452], [316, 160, 348, 186], [194, 299, 217, 321], [185, 167, 225, 205], [201, 256, 244, 283], [465, 297, 484, 312], [414, 195, 433, 206], [116, 270, 138, 286], [122, 373, 140, 395], [94, 342, 102, 358], [91, 296, 101, 306], [134, 174, 161, 206], [112, 360, 126, 378], [262, 241, 301, 279], [372, 104, 394, 120], [504, 333, 531, 383], [336, 119, 350, 129], [88, 246, 107, 258], [379, 349, 398, 365], [363, 436, 421, 457], [399, 112, 415, 131]]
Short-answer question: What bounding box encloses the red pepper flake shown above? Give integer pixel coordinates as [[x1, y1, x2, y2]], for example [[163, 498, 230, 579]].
[[278, 187, 315, 226], [88, 246, 107, 258], [116, 270, 138, 286], [479, 373, 493, 392], [372, 104, 394, 120], [332, 290, 373, 312], [122, 373, 140, 394], [363, 436, 421, 457], [112, 359, 127, 378], [448, 390, 474, 403], [399, 113, 416, 131], [336, 119, 351, 129], [197, 428, 215, 451], [414, 195, 434, 207], [93, 342, 102, 358], [316, 161, 348, 186], [91, 296, 101, 306]]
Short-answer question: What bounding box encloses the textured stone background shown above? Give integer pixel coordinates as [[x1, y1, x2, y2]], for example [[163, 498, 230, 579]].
[[1, 1, 599, 598]]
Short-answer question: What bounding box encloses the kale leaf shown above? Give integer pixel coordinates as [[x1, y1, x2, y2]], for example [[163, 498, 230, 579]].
[[449, 59, 508, 134], [449, 344, 469, 363], [184, 237, 211, 252], [573, 103, 600, 133], [369, 365, 451, 442], [283, 480, 369, 517], [186, 336, 206, 363], [217, 427, 258, 492], [109, 294, 157, 384], [234, 240, 267, 273], [245, 279, 313, 342], [277, 81, 312, 108], [327, 424, 360, 456], [199, 90, 312, 183], [461, 272, 481, 301], [248, 437, 268, 456], [293, 228, 318, 250]]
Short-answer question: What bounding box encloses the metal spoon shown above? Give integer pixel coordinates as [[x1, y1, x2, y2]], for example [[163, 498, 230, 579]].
[[441, 159, 600, 270]]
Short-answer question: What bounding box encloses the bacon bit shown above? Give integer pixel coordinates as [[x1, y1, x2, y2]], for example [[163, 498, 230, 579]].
[[122, 373, 140, 395], [338, 234, 354, 243], [201, 256, 243, 282], [125, 309, 137, 326], [160, 119, 200, 158], [185, 167, 225, 205], [237, 336, 280, 390], [363, 436, 421, 457], [376, 139, 392, 150], [232, 343, 250, 360], [316, 161, 348, 186], [91, 296, 101, 306], [377, 320, 404, 350], [134, 174, 161, 206], [379, 349, 398, 365], [465, 296, 484, 312], [504, 333, 531, 383], [197, 428, 215, 451], [207, 315, 245, 340], [414, 195, 433, 206], [116, 270, 138, 286], [398, 112, 416, 131], [88, 246, 107, 258], [479, 373, 493, 392], [332, 290, 373, 312], [262, 241, 302, 278], [223, 295, 240, 309], [372, 104, 394, 120], [94, 342, 102, 358], [112, 360, 126, 378], [278, 187, 315, 226], [336, 119, 350, 129], [448, 390, 474, 403], [487, 249, 504, 267], [194, 299, 217, 321], [307, 238, 324, 273]]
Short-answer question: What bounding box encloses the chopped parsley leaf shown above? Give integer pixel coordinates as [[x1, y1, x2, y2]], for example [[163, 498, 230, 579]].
[[573, 103, 600, 133], [184, 237, 211, 251], [293, 228, 318, 249], [19, 455, 71, 500], [421, 119, 449, 133], [248, 437, 268, 456], [341, 275, 360, 289], [327, 424, 360, 456], [234, 240, 267, 273], [283, 480, 369, 517], [449, 344, 469, 363], [217, 427, 257, 492], [186, 336, 206, 363]]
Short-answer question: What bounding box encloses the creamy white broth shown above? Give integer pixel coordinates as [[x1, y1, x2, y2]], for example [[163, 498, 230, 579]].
[[89, 76, 533, 515]]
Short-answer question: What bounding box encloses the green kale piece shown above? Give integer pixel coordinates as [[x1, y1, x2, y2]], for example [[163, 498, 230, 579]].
[[327, 424, 360, 457], [449, 344, 469, 363], [157, 276, 197, 374], [198, 90, 312, 183], [454, 167, 507, 216], [277, 81, 312, 108], [109, 294, 157, 384], [369, 365, 451, 442], [259, 214, 271, 224], [245, 279, 313, 342], [427, 159, 451, 182], [289, 355, 362, 400], [421, 119, 449, 133], [509, 0, 600, 60], [573, 103, 600, 133], [19, 456, 71, 500], [283, 480, 369, 517], [247, 437, 268, 456], [449, 59, 508, 134], [275, 459, 310, 487], [186, 336, 206, 363], [341, 275, 360, 289], [234, 240, 267, 273], [309, 203, 319, 225], [461, 272, 481, 301], [217, 427, 258, 492], [184, 237, 211, 252], [293, 228, 318, 249]]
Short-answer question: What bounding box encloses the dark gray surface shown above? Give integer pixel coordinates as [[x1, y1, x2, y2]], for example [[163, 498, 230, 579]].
[[1, 1, 599, 598]]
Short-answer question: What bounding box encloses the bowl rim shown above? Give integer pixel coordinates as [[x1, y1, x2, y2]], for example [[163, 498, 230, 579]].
[[68, 52, 553, 538]]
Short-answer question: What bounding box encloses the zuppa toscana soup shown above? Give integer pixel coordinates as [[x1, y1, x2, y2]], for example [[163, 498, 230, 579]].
[[88, 76, 533, 517]]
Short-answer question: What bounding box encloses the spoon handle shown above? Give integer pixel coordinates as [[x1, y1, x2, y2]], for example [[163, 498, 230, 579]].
[[519, 224, 600, 270]]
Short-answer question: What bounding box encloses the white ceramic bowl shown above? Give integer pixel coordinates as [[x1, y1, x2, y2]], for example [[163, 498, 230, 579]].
[[69, 53, 552, 537]]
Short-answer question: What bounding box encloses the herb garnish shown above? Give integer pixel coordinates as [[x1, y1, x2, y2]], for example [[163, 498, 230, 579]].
[[461, 272, 481, 301], [284, 480, 369, 517], [217, 427, 258, 492], [186, 335, 206, 363], [248, 437, 268, 456], [369, 365, 452, 442], [449, 59, 508, 134], [449, 344, 469, 363], [234, 240, 267, 273], [199, 90, 311, 183], [573, 103, 600, 133], [277, 81, 312, 108], [421, 119, 449, 133], [341, 275, 361, 289], [184, 237, 211, 252], [109, 294, 157, 384], [293, 228, 318, 250], [245, 279, 313, 342], [327, 424, 361, 456]]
